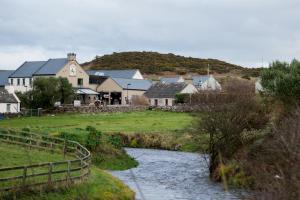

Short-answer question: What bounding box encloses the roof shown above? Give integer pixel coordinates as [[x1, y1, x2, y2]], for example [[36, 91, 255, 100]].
[[9, 61, 46, 78], [112, 78, 152, 91], [192, 75, 210, 86], [75, 88, 99, 95], [34, 58, 68, 75], [0, 70, 14, 86], [0, 89, 19, 103], [87, 70, 138, 79], [89, 75, 108, 85], [160, 76, 183, 84], [145, 83, 188, 98]]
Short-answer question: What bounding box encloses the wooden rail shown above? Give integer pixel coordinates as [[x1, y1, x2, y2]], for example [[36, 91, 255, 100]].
[[0, 129, 91, 193]]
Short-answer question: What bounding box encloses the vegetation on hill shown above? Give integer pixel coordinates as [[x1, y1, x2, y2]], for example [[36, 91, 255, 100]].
[[82, 51, 261, 77]]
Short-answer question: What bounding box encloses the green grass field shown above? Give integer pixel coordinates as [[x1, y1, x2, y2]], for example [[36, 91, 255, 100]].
[[0, 142, 70, 168], [0, 143, 134, 200], [0, 111, 193, 134]]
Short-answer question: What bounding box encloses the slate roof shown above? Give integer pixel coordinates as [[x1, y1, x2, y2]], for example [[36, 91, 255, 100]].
[[112, 78, 152, 91], [9, 61, 46, 78], [87, 70, 138, 79], [0, 70, 14, 86], [192, 75, 210, 87], [34, 58, 68, 75], [160, 76, 183, 84], [9, 58, 69, 78], [144, 83, 187, 98], [0, 88, 19, 103]]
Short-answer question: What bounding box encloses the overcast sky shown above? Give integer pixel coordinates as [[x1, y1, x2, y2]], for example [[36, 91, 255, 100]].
[[1, 0, 300, 70]]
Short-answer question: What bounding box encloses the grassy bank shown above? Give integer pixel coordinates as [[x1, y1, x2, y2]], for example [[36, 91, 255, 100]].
[[17, 168, 134, 200], [0, 111, 207, 152]]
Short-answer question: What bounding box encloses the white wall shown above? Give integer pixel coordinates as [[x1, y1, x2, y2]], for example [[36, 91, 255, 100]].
[[8, 77, 33, 93], [180, 84, 198, 94], [0, 103, 20, 113], [149, 98, 174, 107], [199, 76, 222, 91], [132, 70, 144, 80]]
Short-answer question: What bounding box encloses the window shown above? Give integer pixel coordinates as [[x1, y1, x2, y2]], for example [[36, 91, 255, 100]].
[[29, 78, 32, 86], [17, 79, 20, 85], [77, 78, 83, 86], [10, 79, 13, 85], [6, 104, 11, 113], [165, 99, 168, 106], [22, 78, 25, 85], [154, 99, 158, 106]]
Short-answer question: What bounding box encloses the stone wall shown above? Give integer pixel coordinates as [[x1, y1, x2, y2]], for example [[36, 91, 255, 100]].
[[52, 104, 213, 114], [53, 105, 149, 113]]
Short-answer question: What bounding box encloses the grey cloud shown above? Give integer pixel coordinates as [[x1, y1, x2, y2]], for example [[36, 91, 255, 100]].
[[0, 0, 300, 69]]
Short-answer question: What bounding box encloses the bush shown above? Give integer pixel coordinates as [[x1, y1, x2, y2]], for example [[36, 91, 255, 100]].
[[199, 79, 269, 180], [246, 107, 300, 200], [85, 126, 102, 151]]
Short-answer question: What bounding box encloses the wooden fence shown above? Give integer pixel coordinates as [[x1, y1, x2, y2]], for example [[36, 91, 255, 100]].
[[0, 129, 91, 193]]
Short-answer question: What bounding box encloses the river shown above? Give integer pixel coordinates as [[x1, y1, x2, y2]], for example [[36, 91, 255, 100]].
[[111, 148, 244, 200]]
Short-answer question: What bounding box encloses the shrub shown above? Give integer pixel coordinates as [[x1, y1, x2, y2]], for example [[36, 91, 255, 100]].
[[246, 107, 300, 200], [85, 126, 102, 151]]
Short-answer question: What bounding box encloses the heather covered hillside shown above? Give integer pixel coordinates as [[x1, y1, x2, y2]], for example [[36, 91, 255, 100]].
[[82, 51, 261, 77]]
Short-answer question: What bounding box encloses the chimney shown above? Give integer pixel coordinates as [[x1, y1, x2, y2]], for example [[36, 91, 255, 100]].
[[67, 53, 76, 61]]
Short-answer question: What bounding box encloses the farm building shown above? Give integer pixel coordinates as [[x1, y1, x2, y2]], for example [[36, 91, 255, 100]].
[[89, 76, 152, 105], [144, 83, 197, 107], [192, 75, 221, 91], [0, 87, 20, 113]]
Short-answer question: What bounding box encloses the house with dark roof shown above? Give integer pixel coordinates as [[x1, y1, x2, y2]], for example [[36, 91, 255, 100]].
[[0, 87, 20, 113], [0, 70, 14, 88], [89, 76, 152, 105], [144, 82, 197, 107], [87, 69, 144, 80], [8, 53, 91, 94]]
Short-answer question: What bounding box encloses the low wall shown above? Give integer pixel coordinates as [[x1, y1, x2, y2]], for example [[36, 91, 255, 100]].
[[53, 104, 215, 114], [54, 105, 149, 113]]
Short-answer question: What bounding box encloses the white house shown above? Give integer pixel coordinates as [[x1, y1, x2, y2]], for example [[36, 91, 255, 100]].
[[0, 87, 20, 113], [144, 82, 197, 107], [192, 75, 222, 91]]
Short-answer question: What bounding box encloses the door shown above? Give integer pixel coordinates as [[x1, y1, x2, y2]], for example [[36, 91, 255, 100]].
[[154, 99, 158, 106]]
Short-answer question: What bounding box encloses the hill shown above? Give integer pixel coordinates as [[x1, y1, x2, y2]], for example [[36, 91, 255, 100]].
[[82, 51, 261, 77]]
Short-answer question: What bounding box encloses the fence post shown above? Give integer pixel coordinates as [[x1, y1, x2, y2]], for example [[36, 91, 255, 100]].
[[67, 161, 71, 182], [22, 166, 27, 186], [63, 139, 67, 158], [48, 163, 53, 184]]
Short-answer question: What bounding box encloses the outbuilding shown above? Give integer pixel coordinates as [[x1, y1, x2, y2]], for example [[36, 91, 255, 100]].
[[0, 88, 20, 113], [144, 82, 197, 107]]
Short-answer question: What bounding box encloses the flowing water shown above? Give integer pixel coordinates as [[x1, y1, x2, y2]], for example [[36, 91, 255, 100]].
[[111, 148, 244, 200]]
